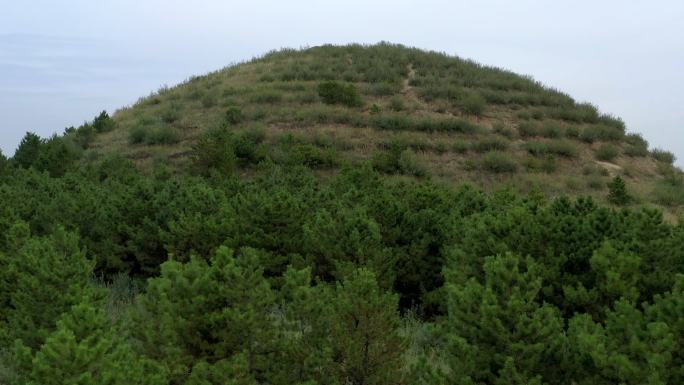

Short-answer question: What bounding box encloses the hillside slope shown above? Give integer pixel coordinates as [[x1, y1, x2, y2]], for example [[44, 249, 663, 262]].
[[91, 43, 681, 212]]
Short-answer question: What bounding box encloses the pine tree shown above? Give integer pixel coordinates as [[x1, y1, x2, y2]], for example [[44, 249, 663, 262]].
[[328, 268, 405, 385], [563, 241, 641, 318], [132, 246, 274, 384], [569, 299, 675, 384], [443, 253, 566, 384], [12, 132, 43, 169], [27, 301, 167, 385], [0, 149, 8, 175], [607, 175, 631, 205], [1, 226, 94, 350], [274, 266, 333, 385]]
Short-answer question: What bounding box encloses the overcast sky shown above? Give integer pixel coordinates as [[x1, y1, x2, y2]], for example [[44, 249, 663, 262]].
[[1, 1, 683, 166]]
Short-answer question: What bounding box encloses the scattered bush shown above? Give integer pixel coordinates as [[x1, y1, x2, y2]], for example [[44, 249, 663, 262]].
[[461, 93, 486, 116], [651, 148, 676, 164], [389, 96, 406, 112], [249, 89, 283, 104], [492, 122, 515, 138], [565, 126, 580, 139], [623, 133, 649, 157], [525, 155, 557, 173], [144, 127, 181, 145], [473, 137, 509, 153], [398, 149, 427, 177], [595, 144, 620, 161], [586, 176, 605, 190], [160, 105, 181, 124], [129, 126, 147, 144], [224, 106, 244, 125], [525, 140, 577, 158], [364, 82, 402, 96], [370, 113, 479, 133], [480, 151, 518, 173], [518, 122, 540, 138], [452, 141, 470, 154], [372, 140, 425, 176], [548, 140, 578, 157], [540, 122, 563, 138], [317, 81, 363, 107], [652, 183, 684, 207], [525, 141, 549, 156], [580, 125, 624, 143]]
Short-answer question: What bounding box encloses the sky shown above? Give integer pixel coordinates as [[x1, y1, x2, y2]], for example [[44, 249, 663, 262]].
[[1, 1, 683, 167]]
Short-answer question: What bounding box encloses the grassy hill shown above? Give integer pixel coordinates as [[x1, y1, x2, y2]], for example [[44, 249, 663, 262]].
[[91, 43, 682, 214]]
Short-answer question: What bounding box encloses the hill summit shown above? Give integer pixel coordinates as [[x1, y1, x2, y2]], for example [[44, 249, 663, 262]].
[[80, 43, 680, 211]]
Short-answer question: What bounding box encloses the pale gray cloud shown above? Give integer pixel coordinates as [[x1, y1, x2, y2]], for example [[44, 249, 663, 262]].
[[1, 0, 682, 166]]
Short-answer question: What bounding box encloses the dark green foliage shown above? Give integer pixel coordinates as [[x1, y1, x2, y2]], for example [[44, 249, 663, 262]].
[[12, 132, 43, 169], [0, 226, 94, 350], [328, 269, 405, 385], [317, 81, 363, 107], [607, 176, 631, 205], [92, 110, 115, 132], [0, 150, 7, 175], [443, 253, 566, 384], [132, 247, 273, 384]]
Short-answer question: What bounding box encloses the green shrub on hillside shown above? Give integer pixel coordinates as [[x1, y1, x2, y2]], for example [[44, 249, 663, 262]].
[[317, 81, 363, 107], [595, 144, 620, 161], [480, 151, 518, 173], [473, 137, 509, 153], [389, 96, 406, 112], [540, 122, 563, 138], [129, 126, 147, 144], [580, 125, 624, 143], [461, 93, 486, 116], [144, 127, 181, 145], [518, 122, 540, 138], [224, 106, 244, 125], [651, 148, 676, 164]]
